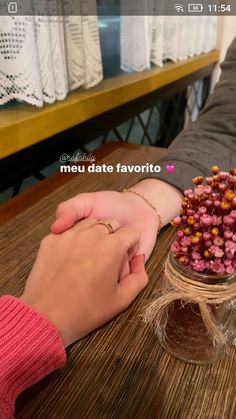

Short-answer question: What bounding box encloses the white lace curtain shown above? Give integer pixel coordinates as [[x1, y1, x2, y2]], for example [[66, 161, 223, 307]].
[[121, 15, 217, 72], [0, 12, 103, 107], [0, 8, 217, 108]]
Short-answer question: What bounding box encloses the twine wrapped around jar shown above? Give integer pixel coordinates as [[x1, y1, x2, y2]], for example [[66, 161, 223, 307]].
[[145, 254, 236, 346]]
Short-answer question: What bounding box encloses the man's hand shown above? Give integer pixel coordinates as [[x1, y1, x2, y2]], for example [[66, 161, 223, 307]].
[[20, 219, 148, 347], [51, 190, 159, 261]]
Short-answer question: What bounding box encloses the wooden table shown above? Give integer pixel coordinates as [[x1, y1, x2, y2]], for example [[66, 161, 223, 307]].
[[0, 144, 235, 419]]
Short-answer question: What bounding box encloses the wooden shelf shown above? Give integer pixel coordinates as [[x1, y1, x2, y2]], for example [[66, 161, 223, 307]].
[[0, 50, 219, 159]]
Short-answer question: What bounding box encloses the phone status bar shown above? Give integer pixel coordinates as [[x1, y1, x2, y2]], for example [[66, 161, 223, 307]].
[[0, 1, 236, 16]]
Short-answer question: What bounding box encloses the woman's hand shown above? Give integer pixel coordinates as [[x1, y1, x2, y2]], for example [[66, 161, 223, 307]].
[[51, 189, 159, 261], [20, 219, 148, 347]]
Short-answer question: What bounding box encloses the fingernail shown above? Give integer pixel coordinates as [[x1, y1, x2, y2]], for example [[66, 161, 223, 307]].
[[142, 253, 146, 263]]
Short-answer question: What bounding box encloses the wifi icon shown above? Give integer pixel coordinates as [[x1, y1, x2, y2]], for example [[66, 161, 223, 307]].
[[174, 4, 184, 12]]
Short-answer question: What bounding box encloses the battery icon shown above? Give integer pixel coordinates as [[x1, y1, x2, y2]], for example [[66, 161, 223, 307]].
[[188, 4, 203, 12]]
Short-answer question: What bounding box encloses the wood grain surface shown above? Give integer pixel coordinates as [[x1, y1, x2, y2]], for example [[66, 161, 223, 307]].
[[0, 146, 235, 419]]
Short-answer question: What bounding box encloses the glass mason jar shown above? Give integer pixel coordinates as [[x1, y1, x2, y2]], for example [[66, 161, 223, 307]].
[[156, 253, 236, 365]]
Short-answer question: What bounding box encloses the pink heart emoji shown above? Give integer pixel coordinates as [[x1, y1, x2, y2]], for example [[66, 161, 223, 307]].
[[165, 164, 176, 174]]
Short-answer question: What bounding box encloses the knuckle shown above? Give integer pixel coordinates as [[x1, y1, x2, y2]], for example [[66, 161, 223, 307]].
[[118, 296, 129, 312], [129, 225, 140, 238], [40, 234, 54, 248], [56, 202, 66, 215], [142, 273, 149, 287], [89, 218, 98, 224], [112, 235, 124, 249]]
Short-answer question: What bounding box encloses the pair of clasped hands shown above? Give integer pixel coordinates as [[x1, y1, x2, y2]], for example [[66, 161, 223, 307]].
[[20, 187, 160, 348]]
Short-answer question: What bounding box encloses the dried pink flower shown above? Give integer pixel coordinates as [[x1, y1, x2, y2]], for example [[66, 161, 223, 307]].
[[226, 266, 234, 274], [223, 216, 234, 226], [177, 230, 185, 239], [200, 214, 212, 227], [212, 215, 222, 226], [181, 237, 192, 247], [171, 240, 180, 255], [203, 232, 211, 241], [213, 237, 224, 247], [209, 245, 224, 258], [171, 167, 236, 275], [224, 231, 233, 240], [210, 260, 225, 274], [190, 260, 206, 272], [192, 251, 201, 260], [232, 234, 236, 243]]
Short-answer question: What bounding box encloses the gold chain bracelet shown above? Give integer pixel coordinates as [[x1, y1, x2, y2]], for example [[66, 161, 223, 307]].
[[123, 189, 163, 235]]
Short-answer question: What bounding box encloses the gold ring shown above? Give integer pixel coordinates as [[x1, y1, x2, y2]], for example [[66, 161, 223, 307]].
[[97, 221, 114, 234]]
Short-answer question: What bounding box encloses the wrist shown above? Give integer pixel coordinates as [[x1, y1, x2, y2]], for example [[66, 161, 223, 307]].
[[128, 179, 183, 226], [122, 189, 159, 229], [123, 187, 162, 233], [122, 189, 159, 260], [19, 293, 70, 347], [0, 296, 66, 408], [121, 189, 160, 261]]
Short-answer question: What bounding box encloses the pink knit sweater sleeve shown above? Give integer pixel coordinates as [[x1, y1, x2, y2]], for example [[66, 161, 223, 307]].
[[0, 296, 66, 419]]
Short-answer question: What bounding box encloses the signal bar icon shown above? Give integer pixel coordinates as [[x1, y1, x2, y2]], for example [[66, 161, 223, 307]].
[[174, 4, 184, 13]]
